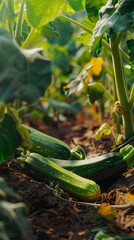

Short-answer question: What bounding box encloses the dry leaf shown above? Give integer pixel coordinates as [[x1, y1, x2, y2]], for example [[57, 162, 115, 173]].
[[125, 192, 134, 202], [98, 203, 117, 220]]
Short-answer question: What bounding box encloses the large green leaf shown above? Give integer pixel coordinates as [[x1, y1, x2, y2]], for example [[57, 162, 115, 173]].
[[90, 0, 134, 51], [0, 28, 52, 103], [0, 114, 21, 162], [26, 0, 74, 28]]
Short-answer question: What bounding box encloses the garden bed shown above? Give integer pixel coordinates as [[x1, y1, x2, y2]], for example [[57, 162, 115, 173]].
[[0, 110, 134, 240]]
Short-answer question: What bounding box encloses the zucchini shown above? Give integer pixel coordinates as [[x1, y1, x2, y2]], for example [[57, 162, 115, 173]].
[[19, 152, 101, 201], [23, 124, 86, 160], [27, 152, 127, 181]]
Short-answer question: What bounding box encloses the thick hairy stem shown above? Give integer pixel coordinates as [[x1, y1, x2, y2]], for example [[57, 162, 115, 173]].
[[22, 28, 36, 48], [110, 34, 134, 138], [15, 0, 25, 44]]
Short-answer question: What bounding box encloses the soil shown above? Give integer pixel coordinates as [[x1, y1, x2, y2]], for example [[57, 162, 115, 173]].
[[0, 108, 134, 240]]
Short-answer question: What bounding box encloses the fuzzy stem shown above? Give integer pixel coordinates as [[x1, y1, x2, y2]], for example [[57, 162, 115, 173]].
[[15, 0, 25, 44], [5, 1, 14, 36], [110, 33, 134, 138], [22, 28, 36, 48]]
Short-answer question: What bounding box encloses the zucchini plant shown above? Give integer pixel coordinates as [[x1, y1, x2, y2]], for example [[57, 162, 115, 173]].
[[59, 0, 134, 140], [89, 0, 134, 139]]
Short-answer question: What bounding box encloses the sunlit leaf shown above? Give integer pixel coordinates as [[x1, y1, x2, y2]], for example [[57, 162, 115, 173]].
[[98, 203, 116, 220], [0, 114, 21, 162], [26, 0, 74, 28], [77, 31, 92, 46], [95, 123, 112, 140], [115, 134, 125, 146]]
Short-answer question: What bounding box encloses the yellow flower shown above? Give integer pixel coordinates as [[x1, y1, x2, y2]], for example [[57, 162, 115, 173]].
[[86, 57, 104, 81]]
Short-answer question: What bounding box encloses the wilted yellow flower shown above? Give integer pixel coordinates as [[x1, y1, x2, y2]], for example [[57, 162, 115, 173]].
[[86, 57, 104, 81]]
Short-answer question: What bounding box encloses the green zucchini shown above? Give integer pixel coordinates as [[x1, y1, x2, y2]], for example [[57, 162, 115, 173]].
[[23, 124, 86, 160], [26, 152, 126, 181], [19, 152, 101, 201]]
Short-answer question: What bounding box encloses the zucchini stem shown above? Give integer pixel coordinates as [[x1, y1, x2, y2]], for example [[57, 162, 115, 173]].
[[48, 185, 132, 209]]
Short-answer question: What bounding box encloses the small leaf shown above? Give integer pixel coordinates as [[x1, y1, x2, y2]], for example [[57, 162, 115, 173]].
[[126, 192, 134, 202], [115, 134, 125, 146], [98, 203, 116, 220], [95, 123, 112, 140], [38, 25, 60, 38], [77, 31, 92, 46]]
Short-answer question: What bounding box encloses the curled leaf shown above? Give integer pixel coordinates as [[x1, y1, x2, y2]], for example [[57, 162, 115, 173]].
[[95, 123, 112, 140]]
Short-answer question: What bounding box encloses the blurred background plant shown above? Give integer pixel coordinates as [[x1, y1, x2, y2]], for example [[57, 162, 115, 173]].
[[0, 0, 133, 135]]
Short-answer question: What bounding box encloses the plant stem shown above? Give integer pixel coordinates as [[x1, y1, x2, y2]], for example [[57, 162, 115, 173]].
[[129, 84, 134, 109], [110, 33, 134, 138], [22, 28, 36, 48], [60, 15, 130, 62], [5, 1, 14, 36], [15, 0, 25, 44], [60, 15, 93, 34]]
